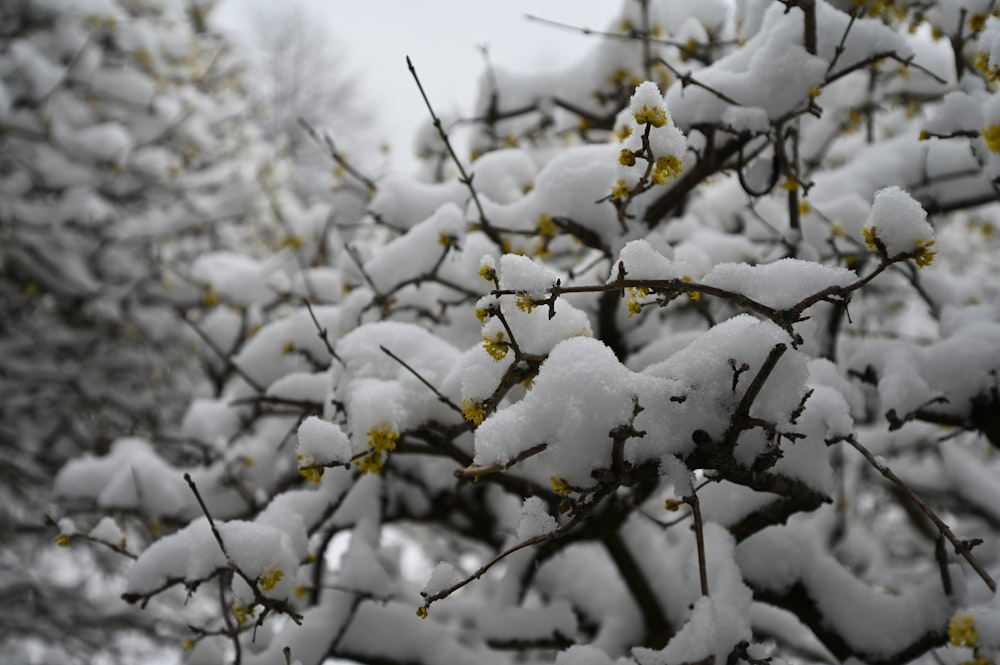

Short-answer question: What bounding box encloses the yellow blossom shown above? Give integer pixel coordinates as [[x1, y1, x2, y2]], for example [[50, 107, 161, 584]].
[[611, 178, 631, 200], [461, 399, 486, 425], [294, 585, 308, 599], [664, 498, 683, 512], [983, 124, 1000, 153], [416, 606, 429, 619], [438, 232, 454, 247], [627, 299, 643, 318], [610, 68, 631, 87], [808, 84, 822, 99], [969, 13, 987, 32], [482, 332, 509, 362], [479, 263, 496, 282], [297, 454, 324, 483], [950, 614, 978, 648], [515, 293, 536, 313], [201, 289, 220, 307], [475, 307, 488, 323], [282, 341, 295, 355], [831, 223, 845, 237], [912, 238, 936, 268], [634, 104, 668, 128], [919, 129, 930, 141], [780, 177, 799, 192], [183, 638, 195, 651], [537, 213, 557, 238], [232, 603, 255, 626], [652, 155, 683, 184], [681, 275, 700, 301], [356, 451, 384, 475], [55, 534, 70, 547], [799, 200, 811, 216], [862, 226, 878, 250], [259, 565, 284, 592], [367, 424, 398, 452], [614, 125, 633, 142], [618, 149, 637, 167], [550, 476, 573, 495]]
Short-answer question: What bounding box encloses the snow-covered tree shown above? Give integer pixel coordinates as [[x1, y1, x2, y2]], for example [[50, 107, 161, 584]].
[[44, 1, 1000, 665], [0, 0, 330, 660]]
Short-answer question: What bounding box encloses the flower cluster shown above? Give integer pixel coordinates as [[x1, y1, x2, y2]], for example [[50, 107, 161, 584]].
[[483, 332, 510, 362], [258, 565, 284, 592], [296, 454, 323, 483], [356, 424, 399, 476], [610, 82, 687, 205], [625, 287, 650, 318], [461, 399, 486, 425]]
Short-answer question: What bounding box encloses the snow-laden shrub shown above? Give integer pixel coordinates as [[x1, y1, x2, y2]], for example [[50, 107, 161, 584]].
[[44, 2, 1000, 665]]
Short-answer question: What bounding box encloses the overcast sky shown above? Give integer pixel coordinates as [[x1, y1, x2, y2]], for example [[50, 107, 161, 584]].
[[213, 0, 617, 173]]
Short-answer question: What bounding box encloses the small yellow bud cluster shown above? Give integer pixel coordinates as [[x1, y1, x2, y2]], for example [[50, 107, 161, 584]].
[[652, 155, 683, 185], [356, 424, 399, 476], [619, 149, 637, 167], [258, 565, 284, 592], [974, 53, 999, 82], [681, 275, 701, 301], [625, 287, 650, 318], [201, 289, 220, 308], [515, 293, 537, 313], [550, 476, 573, 496], [461, 399, 486, 426], [634, 104, 668, 128], [611, 178, 631, 201], [862, 226, 879, 250], [297, 454, 324, 483], [482, 332, 509, 362], [536, 213, 557, 238], [950, 614, 978, 648], [912, 238, 936, 268], [983, 124, 1000, 153], [232, 603, 256, 626], [478, 263, 496, 282], [664, 498, 683, 512]]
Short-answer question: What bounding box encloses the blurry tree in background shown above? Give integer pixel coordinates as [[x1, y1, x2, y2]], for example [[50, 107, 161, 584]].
[[239, 1, 371, 202], [0, 0, 335, 661], [12, 1, 1000, 665]]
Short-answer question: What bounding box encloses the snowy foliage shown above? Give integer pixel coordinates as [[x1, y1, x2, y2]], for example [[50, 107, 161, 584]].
[[13, 1, 1000, 665]]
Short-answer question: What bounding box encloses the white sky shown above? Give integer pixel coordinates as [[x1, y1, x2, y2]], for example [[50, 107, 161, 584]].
[[213, 0, 617, 174]]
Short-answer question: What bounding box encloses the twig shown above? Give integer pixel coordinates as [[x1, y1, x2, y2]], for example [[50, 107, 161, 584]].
[[418, 515, 580, 613], [298, 118, 378, 195], [303, 298, 344, 365], [406, 56, 501, 246], [379, 345, 463, 415], [841, 435, 996, 592], [184, 473, 234, 566], [686, 491, 710, 597], [181, 312, 264, 393], [456, 443, 548, 478]]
